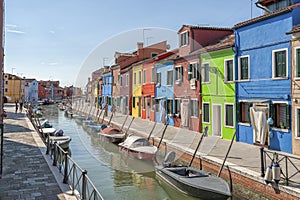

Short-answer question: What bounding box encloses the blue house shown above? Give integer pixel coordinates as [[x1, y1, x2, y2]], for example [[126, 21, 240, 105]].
[[101, 68, 113, 111], [154, 56, 176, 126], [234, 1, 300, 153]]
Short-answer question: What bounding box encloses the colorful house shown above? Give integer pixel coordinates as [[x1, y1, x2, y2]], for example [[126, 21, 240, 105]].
[[289, 25, 300, 155], [154, 51, 178, 126], [101, 66, 113, 111], [200, 34, 235, 140], [234, 1, 300, 153], [111, 64, 120, 112], [173, 25, 232, 132], [132, 63, 143, 118]]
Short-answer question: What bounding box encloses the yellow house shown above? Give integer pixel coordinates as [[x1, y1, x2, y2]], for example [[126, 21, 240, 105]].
[[132, 63, 143, 117], [4, 73, 22, 103]]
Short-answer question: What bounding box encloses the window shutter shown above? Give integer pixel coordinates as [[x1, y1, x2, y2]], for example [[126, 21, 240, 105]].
[[188, 64, 192, 80], [236, 102, 241, 122], [196, 63, 199, 80], [248, 103, 253, 124], [286, 104, 290, 130], [269, 103, 275, 127], [180, 67, 183, 81]]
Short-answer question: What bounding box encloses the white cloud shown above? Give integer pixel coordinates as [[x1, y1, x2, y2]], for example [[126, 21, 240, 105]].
[[49, 30, 55, 34], [5, 24, 26, 34], [48, 62, 58, 66]]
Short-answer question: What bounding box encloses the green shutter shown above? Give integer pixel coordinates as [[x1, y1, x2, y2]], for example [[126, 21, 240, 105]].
[[188, 64, 192, 80], [236, 102, 241, 122], [286, 104, 290, 130], [269, 104, 275, 127], [228, 60, 233, 81]]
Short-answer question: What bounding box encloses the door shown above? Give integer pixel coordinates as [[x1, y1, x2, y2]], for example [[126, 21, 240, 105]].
[[138, 97, 142, 117], [146, 97, 150, 119], [212, 104, 222, 137]]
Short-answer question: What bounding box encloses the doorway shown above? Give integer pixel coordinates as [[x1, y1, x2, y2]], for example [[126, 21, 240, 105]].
[[212, 104, 222, 137]]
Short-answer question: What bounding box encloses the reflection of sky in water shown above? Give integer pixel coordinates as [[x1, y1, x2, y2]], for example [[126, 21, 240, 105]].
[[41, 105, 199, 200]]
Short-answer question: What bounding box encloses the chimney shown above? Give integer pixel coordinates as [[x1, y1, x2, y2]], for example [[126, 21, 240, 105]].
[[137, 42, 143, 50], [137, 42, 144, 58]]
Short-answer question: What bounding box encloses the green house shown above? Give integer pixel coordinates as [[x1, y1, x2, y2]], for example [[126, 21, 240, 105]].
[[200, 34, 235, 140]]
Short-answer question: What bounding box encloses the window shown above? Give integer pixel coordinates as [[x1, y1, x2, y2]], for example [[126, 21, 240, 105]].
[[133, 72, 137, 85], [4, 88, 7, 92], [190, 99, 198, 117], [174, 66, 183, 83], [174, 99, 181, 115], [238, 102, 250, 123], [296, 108, 300, 138], [266, 0, 292, 12], [126, 74, 129, 86], [296, 48, 300, 78], [120, 75, 123, 86], [202, 63, 210, 83], [270, 103, 290, 129], [132, 97, 136, 108], [151, 52, 158, 57], [179, 31, 189, 47], [5, 81, 8, 85], [153, 99, 159, 112], [273, 49, 287, 78], [167, 70, 173, 86], [138, 71, 142, 85], [239, 56, 249, 80], [225, 104, 234, 127], [156, 72, 161, 85], [143, 70, 146, 84], [166, 99, 173, 115], [151, 67, 155, 82], [203, 103, 210, 123], [117, 97, 121, 106], [224, 59, 234, 82], [188, 63, 199, 80]]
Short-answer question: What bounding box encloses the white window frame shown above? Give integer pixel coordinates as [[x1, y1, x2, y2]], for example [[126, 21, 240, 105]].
[[151, 67, 155, 83], [133, 72, 136, 85], [202, 102, 210, 123], [224, 58, 235, 83], [238, 55, 250, 81], [143, 69, 146, 84], [201, 62, 210, 84], [224, 103, 235, 128], [190, 99, 199, 118], [138, 70, 142, 85], [295, 46, 300, 79], [295, 106, 300, 139], [272, 48, 288, 79], [174, 65, 183, 83], [179, 30, 189, 47], [166, 69, 173, 86], [126, 74, 129, 86], [189, 62, 199, 80]]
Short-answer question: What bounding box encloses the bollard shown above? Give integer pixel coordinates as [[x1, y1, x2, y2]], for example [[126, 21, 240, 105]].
[[82, 170, 87, 200], [63, 150, 69, 184], [53, 142, 57, 166], [260, 147, 265, 177], [46, 133, 50, 155]]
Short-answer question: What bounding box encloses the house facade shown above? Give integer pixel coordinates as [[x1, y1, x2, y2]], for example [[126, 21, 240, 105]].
[[101, 67, 113, 111], [290, 25, 300, 155], [234, 2, 300, 153], [111, 64, 120, 112], [200, 34, 235, 140], [3, 73, 22, 103], [24, 79, 38, 105], [132, 63, 143, 118]]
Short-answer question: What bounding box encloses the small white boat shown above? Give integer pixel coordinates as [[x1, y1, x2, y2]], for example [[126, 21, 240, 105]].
[[47, 135, 72, 150], [39, 127, 56, 136], [118, 135, 157, 160]]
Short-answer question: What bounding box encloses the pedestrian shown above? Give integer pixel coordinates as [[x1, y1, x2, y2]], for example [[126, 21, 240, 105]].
[[104, 103, 108, 117], [19, 99, 23, 113], [111, 104, 116, 116], [15, 100, 19, 113]]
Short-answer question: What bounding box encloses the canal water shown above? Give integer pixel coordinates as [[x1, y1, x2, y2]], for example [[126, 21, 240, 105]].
[[42, 104, 200, 200]]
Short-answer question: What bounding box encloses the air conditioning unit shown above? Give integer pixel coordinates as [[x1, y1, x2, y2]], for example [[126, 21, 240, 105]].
[[190, 79, 196, 89]]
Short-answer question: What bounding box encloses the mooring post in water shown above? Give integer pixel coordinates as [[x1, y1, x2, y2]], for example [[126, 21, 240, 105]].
[[157, 124, 168, 149], [108, 113, 114, 125], [147, 122, 157, 141], [125, 117, 135, 137], [97, 108, 104, 122], [120, 115, 129, 131], [189, 133, 205, 167], [217, 132, 236, 177]]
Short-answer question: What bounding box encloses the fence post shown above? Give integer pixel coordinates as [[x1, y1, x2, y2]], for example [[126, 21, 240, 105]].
[[285, 156, 289, 185], [260, 147, 265, 177], [53, 142, 57, 166], [82, 170, 87, 200], [63, 150, 69, 184], [46, 133, 50, 155]]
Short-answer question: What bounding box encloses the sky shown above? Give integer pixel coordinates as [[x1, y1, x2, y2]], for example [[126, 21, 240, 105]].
[[4, 0, 263, 88]]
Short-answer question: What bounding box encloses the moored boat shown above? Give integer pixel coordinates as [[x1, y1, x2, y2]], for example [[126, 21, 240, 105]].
[[98, 127, 125, 144], [118, 135, 157, 160]]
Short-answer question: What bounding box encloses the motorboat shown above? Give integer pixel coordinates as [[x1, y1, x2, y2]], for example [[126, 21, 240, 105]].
[[98, 127, 125, 144], [155, 152, 232, 200], [47, 130, 72, 150], [118, 135, 157, 160]]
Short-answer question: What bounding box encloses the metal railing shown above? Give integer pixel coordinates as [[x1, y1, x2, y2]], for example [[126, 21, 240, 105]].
[[260, 147, 300, 186]]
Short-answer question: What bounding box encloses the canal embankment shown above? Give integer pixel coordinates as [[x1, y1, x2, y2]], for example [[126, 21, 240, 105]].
[[72, 101, 300, 200], [0, 104, 75, 200]]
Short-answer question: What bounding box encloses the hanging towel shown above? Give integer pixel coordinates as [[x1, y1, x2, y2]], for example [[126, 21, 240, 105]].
[[181, 100, 190, 127], [159, 100, 166, 123], [250, 107, 267, 144]]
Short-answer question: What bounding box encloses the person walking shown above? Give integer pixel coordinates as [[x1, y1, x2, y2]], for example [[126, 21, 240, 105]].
[[19, 99, 23, 113], [104, 103, 108, 117], [15, 100, 19, 113], [111, 104, 116, 116]]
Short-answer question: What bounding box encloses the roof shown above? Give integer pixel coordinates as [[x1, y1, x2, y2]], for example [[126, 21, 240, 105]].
[[286, 25, 300, 34], [234, 3, 300, 29], [178, 25, 232, 33]]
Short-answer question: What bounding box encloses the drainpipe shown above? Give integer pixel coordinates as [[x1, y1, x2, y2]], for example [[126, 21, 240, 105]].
[[255, 2, 271, 13]]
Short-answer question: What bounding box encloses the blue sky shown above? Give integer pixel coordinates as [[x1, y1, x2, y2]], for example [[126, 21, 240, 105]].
[[4, 0, 262, 87]]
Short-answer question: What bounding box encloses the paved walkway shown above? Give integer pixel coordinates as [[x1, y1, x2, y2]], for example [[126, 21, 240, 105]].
[[0, 104, 71, 200]]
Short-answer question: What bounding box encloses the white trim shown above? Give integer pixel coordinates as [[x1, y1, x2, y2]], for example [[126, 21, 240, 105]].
[[272, 48, 288, 79], [212, 104, 223, 137], [224, 103, 235, 128], [295, 106, 300, 138], [126, 74, 129, 86], [151, 67, 155, 83], [179, 30, 189, 47], [166, 69, 174, 86], [202, 102, 210, 124], [271, 101, 288, 104], [133, 72, 137, 86], [143, 69, 146, 85], [201, 62, 210, 84], [190, 99, 199, 118], [238, 55, 250, 81], [224, 58, 235, 83], [174, 65, 183, 83], [295, 46, 300, 78]]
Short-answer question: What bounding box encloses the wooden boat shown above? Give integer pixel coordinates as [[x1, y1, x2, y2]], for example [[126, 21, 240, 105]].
[[86, 122, 108, 133], [118, 135, 157, 160], [47, 135, 72, 150], [98, 127, 125, 144], [155, 133, 234, 200]]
